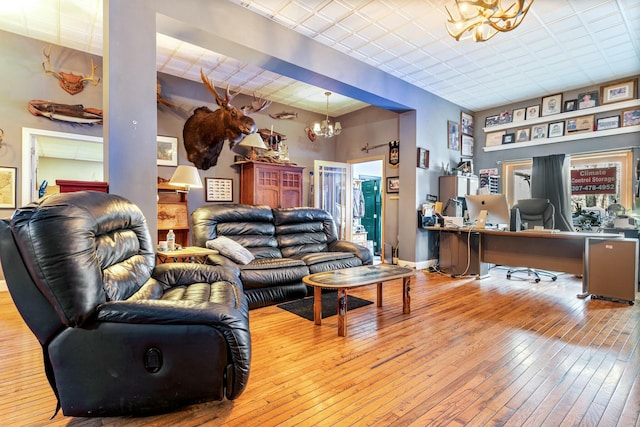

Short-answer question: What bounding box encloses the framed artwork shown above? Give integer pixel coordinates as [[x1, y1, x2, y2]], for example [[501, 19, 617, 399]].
[[485, 130, 506, 147], [566, 115, 594, 134], [460, 111, 474, 135], [157, 136, 178, 166], [577, 91, 598, 109], [596, 115, 620, 131], [502, 133, 515, 144], [417, 148, 429, 169], [386, 176, 399, 194], [563, 99, 577, 112], [526, 105, 540, 120], [622, 109, 640, 127], [541, 93, 562, 116], [0, 166, 17, 209], [498, 110, 512, 124], [531, 124, 547, 139], [461, 134, 474, 157], [447, 121, 459, 150], [601, 78, 637, 105], [512, 108, 526, 123], [548, 121, 565, 138], [205, 177, 233, 202], [515, 127, 530, 142], [485, 114, 500, 127]]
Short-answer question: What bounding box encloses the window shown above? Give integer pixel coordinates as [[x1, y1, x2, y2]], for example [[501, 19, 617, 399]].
[[502, 150, 634, 223]]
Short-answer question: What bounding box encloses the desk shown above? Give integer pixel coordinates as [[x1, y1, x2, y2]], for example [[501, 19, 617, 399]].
[[426, 227, 622, 293]]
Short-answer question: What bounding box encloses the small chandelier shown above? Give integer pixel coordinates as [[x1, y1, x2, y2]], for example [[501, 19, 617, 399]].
[[312, 92, 342, 139], [445, 0, 535, 42]]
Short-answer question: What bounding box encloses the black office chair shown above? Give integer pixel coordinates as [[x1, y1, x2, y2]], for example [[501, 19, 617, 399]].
[[507, 198, 558, 282]]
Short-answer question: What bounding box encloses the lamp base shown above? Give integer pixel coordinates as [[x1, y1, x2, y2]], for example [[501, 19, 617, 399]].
[[248, 148, 258, 160]]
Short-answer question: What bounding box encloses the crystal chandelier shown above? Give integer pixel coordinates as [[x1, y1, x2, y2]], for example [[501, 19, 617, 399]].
[[312, 92, 342, 139], [445, 0, 535, 42]]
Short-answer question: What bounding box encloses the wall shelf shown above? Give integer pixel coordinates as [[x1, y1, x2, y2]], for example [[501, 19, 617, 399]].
[[482, 98, 640, 152], [483, 124, 640, 152], [482, 99, 640, 133]]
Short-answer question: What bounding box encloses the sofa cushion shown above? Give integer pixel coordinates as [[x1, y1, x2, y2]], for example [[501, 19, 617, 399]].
[[238, 258, 309, 289], [206, 236, 255, 265], [294, 251, 355, 266]]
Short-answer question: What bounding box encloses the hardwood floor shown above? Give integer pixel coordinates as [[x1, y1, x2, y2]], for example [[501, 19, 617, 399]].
[[1, 268, 639, 427]]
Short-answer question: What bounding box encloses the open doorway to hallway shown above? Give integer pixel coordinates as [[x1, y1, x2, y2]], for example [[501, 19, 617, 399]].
[[351, 157, 384, 264]]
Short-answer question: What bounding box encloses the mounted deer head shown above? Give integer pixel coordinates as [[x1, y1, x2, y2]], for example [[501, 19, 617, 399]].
[[42, 46, 100, 95], [182, 69, 257, 170], [241, 93, 271, 114]]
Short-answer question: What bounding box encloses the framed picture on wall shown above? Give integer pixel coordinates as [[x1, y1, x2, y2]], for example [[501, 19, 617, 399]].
[[157, 136, 178, 166], [461, 134, 474, 157], [596, 115, 620, 131], [531, 124, 547, 139], [447, 120, 459, 150], [577, 91, 598, 109], [512, 108, 526, 123], [515, 127, 530, 142], [0, 166, 17, 209], [541, 93, 562, 116], [417, 148, 429, 169], [485, 130, 505, 147], [205, 177, 233, 202], [460, 111, 474, 135], [601, 78, 637, 105], [525, 104, 540, 120], [386, 176, 399, 194], [566, 115, 594, 134], [548, 121, 565, 138], [563, 99, 577, 112], [622, 109, 640, 126]]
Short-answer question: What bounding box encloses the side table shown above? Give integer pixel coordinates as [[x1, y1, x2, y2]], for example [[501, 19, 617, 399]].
[[156, 246, 218, 264]]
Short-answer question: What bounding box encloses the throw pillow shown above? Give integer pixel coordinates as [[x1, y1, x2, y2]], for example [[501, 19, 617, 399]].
[[206, 236, 255, 265]]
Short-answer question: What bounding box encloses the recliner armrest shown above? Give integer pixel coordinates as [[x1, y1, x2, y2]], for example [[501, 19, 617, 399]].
[[329, 240, 373, 265]]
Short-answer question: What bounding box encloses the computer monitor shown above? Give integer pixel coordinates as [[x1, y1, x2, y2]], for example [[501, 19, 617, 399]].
[[465, 194, 510, 229]]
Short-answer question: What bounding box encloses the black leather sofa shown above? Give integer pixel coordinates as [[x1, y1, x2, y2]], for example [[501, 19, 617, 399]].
[[0, 191, 251, 417], [191, 204, 373, 309]]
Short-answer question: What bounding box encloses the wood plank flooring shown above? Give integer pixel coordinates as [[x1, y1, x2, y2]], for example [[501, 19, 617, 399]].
[[1, 267, 639, 426]]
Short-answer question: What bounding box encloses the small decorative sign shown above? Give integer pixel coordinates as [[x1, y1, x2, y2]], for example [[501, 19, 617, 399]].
[[205, 177, 233, 202], [389, 140, 399, 168], [571, 167, 616, 194]]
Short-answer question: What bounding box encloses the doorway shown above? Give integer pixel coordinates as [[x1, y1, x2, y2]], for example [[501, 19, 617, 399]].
[[21, 128, 103, 203]]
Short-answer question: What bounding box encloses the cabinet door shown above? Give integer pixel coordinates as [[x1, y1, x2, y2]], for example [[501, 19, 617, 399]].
[[279, 168, 302, 208], [255, 166, 281, 207]]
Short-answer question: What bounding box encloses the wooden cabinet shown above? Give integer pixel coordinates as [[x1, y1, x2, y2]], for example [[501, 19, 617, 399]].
[[157, 183, 189, 248], [239, 161, 304, 208]]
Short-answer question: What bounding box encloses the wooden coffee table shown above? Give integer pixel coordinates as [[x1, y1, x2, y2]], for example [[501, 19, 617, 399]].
[[156, 246, 218, 264], [302, 264, 415, 337]]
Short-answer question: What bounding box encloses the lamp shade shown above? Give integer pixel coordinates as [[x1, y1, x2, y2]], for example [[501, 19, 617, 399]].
[[238, 133, 268, 150], [169, 165, 203, 189]]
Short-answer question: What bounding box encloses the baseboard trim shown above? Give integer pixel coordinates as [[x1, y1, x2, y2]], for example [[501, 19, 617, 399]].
[[0, 280, 7, 292]]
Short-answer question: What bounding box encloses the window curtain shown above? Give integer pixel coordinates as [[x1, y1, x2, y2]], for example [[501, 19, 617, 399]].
[[531, 154, 575, 231]]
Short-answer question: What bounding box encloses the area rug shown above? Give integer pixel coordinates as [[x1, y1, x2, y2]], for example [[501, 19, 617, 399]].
[[277, 292, 373, 321]]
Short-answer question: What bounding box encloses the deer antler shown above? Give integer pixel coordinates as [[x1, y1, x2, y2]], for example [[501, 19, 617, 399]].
[[42, 47, 61, 81], [242, 93, 272, 114], [80, 59, 100, 86]]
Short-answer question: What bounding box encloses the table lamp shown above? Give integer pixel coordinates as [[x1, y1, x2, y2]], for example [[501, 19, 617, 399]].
[[169, 165, 203, 191], [238, 133, 268, 160]]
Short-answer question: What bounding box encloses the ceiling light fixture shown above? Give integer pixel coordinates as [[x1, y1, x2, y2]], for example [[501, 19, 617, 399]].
[[312, 92, 342, 139], [445, 0, 535, 42]]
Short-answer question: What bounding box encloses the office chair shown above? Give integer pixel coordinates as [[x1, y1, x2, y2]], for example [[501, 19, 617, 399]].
[[507, 198, 558, 282]]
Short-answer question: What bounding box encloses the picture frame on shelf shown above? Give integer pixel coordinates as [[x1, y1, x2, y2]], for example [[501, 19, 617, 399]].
[[541, 93, 562, 116], [485, 130, 506, 147], [485, 114, 500, 127], [0, 166, 17, 209], [460, 111, 474, 135], [205, 177, 233, 202], [461, 134, 474, 157], [548, 121, 565, 138], [498, 110, 512, 124], [516, 127, 530, 142], [447, 120, 460, 150], [512, 107, 526, 123], [622, 109, 640, 127], [417, 147, 429, 169], [157, 136, 178, 166], [386, 176, 399, 194], [601, 78, 637, 105], [563, 99, 577, 112], [502, 133, 515, 144], [526, 104, 540, 120], [596, 115, 620, 131], [566, 115, 594, 134], [577, 91, 598, 109], [531, 124, 547, 140]]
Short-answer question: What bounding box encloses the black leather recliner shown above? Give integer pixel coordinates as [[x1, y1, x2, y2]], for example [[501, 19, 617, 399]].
[[0, 191, 251, 417]]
